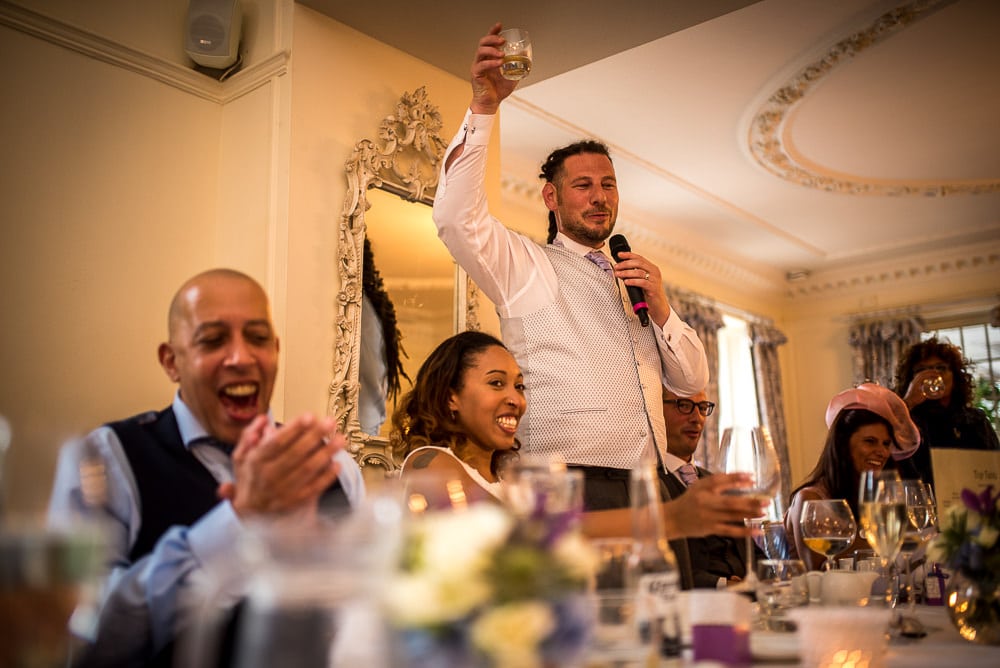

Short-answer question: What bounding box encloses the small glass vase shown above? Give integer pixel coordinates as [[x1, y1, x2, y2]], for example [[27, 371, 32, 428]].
[[946, 570, 1000, 645]]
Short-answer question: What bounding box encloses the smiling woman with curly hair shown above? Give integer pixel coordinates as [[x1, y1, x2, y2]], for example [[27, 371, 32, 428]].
[[893, 336, 999, 486]]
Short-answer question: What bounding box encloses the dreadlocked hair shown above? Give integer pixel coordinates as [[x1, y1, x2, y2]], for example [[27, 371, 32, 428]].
[[363, 237, 410, 401]]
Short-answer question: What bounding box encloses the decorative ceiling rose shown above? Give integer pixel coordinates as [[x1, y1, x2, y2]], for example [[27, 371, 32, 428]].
[[749, 0, 999, 197]]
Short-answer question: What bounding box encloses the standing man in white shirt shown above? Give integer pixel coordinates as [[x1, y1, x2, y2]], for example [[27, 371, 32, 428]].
[[433, 24, 718, 513]]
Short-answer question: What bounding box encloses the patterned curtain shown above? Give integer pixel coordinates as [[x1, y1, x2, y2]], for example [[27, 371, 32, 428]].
[[749, 322, 791, 513], [664, 287, 724, 468], [847, 316, 924, 387]]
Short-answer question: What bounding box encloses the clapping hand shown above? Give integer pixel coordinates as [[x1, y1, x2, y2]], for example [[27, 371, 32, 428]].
[[217, 413, 345, 518]]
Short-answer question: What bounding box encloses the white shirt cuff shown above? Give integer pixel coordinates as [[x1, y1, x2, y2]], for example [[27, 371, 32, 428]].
[[463, 111, 495, 147]]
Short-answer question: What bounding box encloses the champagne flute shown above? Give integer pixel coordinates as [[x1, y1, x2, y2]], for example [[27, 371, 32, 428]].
[[799, 499, 857, 571], [718, 426, 782, 588], [858, 470, 906, 610]]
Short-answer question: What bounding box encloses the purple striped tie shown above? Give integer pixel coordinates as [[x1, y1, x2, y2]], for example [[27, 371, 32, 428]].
[[678, 463, 699, 487], [585, 250, 614, 275]]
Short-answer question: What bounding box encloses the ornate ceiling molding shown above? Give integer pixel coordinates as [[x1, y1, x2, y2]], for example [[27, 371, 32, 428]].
[[784, 242, 1000, 299], [748, 0, 999, 197]]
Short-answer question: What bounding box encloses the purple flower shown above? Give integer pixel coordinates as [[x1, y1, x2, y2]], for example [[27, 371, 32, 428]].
[[961, 485, 996, 516]]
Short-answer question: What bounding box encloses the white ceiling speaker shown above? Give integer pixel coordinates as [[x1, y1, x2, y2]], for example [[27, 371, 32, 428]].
[[185, 0, 242, 69]]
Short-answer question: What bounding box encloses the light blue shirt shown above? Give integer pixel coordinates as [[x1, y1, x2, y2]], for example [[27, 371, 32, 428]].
[[46, 393, 365, 665]]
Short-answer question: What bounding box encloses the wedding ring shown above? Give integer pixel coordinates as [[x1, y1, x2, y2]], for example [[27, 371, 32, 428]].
[[644, 271, 650, 281]]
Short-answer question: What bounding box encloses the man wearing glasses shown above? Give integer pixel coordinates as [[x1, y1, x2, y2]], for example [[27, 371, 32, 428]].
[[661, 389, 757, 588]]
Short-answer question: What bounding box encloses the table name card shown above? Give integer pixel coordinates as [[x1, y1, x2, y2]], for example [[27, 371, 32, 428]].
[[930, 448, 1000, 511]]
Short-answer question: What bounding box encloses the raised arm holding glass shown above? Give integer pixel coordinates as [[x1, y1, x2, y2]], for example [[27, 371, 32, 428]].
[[893, 336, 1000, 487]]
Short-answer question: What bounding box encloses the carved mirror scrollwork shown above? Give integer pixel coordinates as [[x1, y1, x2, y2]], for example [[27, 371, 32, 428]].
[[329, 87, 479, 478]]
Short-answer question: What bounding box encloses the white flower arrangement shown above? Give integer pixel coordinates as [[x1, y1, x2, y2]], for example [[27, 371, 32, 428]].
[[383, 499, 598, 664]]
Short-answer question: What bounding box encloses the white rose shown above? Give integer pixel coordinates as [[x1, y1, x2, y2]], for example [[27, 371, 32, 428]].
[[976, 525, 999, 550], [471, 600, 555, 668]]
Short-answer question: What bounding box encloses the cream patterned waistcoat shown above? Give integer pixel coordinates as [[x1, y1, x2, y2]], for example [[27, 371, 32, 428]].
[[500, 244, 667, 469]]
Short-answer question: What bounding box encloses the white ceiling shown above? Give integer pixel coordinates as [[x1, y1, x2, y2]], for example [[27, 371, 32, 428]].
[[304, 0, 1000, 299]]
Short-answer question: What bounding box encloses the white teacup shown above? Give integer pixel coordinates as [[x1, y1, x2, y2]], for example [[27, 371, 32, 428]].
[[805, 570, 879, 606]]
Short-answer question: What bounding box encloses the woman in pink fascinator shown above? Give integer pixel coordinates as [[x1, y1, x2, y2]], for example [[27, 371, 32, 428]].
[[784, 383, 920, 569]]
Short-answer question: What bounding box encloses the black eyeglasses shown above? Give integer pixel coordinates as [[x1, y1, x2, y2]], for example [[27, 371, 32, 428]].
[[662, 399, 716, 416]]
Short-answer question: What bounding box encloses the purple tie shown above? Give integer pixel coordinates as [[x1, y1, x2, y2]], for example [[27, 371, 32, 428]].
[[585, 250, 614, 276], [678, 463, 699, 487]]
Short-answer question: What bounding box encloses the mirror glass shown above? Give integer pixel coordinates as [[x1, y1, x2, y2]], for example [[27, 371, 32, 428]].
[[361, 189, 457, 437], [329, 87, 479, 478]]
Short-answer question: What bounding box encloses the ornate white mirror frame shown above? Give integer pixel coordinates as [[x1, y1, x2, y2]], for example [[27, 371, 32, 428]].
[[329, 87, 481, 475]]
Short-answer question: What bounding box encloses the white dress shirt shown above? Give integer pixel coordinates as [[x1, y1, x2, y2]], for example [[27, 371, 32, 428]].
[[432, 110, 708, 395]]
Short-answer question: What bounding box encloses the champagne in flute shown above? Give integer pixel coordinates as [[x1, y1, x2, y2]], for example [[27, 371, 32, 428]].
[[858, 470, 904, 610], [859, 500, 907, 562]]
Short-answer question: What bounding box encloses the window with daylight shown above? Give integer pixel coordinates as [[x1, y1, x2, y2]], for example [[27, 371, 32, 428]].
[[922, 322, 1000, 434], [716, 313, 761, 438]]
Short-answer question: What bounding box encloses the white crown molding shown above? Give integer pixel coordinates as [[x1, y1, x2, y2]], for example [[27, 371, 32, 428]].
[[0, 0, 288, 105], [747, 0, 1000, 197], [785, 239, 1000, 300]]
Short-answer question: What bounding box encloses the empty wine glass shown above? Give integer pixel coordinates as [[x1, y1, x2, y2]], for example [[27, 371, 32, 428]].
[[799, 499, 857, 571], [718, 426, 782, 588], [858, 470, 906, 610], [755, 559, 809, 632], [901, 480, 937, 615]]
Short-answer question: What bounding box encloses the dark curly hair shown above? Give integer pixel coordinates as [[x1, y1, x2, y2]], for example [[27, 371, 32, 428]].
[[390, 331, 519, 477], [792, 408, 898, 521], [363, 237, 409, 401], [538, 140, 613, 243], [893, 336, 974, 408]]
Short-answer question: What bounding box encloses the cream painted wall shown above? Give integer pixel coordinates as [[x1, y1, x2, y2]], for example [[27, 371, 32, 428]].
[[0, 1, 284, 513], [0, 22, 221, 512]]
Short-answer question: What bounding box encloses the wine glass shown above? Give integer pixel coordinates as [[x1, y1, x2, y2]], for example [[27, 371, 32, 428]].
[[920, 374, 946, 400], [799, 499, 857, 571], [755, 559, 809, 632], [718, 426, 782, 588], [858, 470, 906, 610], [901, 480, 938, 615]]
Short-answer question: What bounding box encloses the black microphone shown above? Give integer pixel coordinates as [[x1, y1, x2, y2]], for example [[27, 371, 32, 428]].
[[607, 234, 649, 327]]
